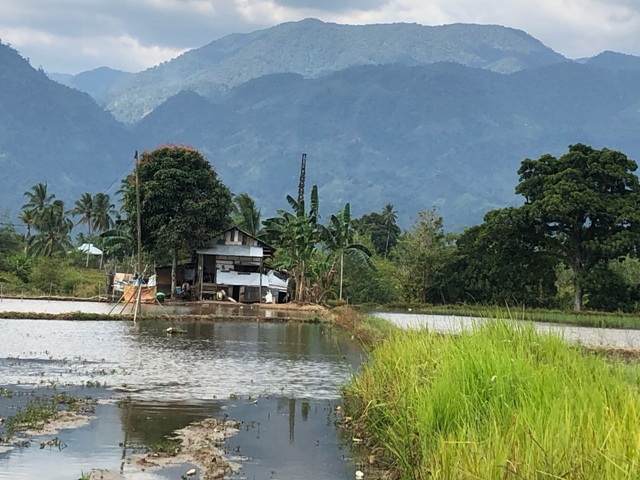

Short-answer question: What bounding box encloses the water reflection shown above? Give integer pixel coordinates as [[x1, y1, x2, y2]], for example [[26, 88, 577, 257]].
[[0, 319, 363, 479]]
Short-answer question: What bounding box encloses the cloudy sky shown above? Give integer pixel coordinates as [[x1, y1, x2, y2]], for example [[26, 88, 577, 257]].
[[2, 0, 640, 74]]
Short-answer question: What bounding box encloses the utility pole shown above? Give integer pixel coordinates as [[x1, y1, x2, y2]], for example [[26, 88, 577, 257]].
[[134, 151, 142, 319]]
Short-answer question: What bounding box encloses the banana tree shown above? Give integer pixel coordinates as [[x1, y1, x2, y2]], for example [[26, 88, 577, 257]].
[[322, 203, 374, 299]]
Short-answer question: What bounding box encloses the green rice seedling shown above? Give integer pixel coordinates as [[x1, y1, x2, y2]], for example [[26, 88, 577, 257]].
[[344, 318, 640, 479]]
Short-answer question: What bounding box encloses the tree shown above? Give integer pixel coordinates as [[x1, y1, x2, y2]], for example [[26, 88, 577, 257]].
[[354, 206, 401, 257], [393, 208, 451, 304], [27, 200, 73, 257], [262, 185, 322, 302], [322, 203, 373, 299], [71, 192, 94, 234], [381, 203, 399, 257], [232, 193, 261, 236], [91, 193, 116, 233], [122, 145, 233, 296], [18, 208, 37, 239], [516, 144, 640, 311], [446, 207, 557, 307], [22, 182, 54, 213]]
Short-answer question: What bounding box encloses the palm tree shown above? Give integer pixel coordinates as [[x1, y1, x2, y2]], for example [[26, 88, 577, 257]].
[[91, 193, 116, 233], [323, 203, 374, 299], [18, 208, 38, 239], [71, 192, 94, 234], [232, 193, 261, 236], [381, 203, 399, 257], [28, 201, 73, 257], [23, 182, 54, 213]]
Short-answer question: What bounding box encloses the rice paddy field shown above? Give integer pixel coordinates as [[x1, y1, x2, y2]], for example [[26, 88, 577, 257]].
[[343, 319, 640, 479]]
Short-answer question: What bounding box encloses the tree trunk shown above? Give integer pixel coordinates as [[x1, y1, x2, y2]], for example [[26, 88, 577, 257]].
[[339, 253, 344, 300], [572, 265, 583, 312], [171, 248, 178, 299]]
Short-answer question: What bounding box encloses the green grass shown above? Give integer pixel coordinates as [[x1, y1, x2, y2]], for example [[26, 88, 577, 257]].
[[343, 319, 640, 479]]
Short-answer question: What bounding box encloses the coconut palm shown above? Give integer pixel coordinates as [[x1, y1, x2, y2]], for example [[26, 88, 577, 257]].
[[27, 200, 73, 257], [23, 182, 54, 213], [71, 192, 94, 234], [232, 193, 261, 236], [91, 193, 116, 233], [18, 208, 38, 239], [381, 203, 398, 257]]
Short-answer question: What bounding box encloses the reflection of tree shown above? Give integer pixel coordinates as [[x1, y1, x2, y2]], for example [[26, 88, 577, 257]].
[[117, 400, 223, 447], [289, 398, 296, 444]]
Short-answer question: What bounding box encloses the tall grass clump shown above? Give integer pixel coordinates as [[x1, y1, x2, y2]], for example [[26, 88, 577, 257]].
[[343, 319, 640, 479]]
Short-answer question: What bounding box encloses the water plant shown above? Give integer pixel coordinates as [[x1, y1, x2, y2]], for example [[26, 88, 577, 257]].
[[343, 319, 640, 479]]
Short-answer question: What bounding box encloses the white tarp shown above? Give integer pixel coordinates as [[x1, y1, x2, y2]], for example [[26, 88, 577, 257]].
[[215, 271, 288, 292], [78, 243, 103, 255]]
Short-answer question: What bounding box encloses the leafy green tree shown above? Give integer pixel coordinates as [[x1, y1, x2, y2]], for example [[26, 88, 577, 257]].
[[122, 145, 233, 295], [262, 185, 322, 302], [232, 193, 261, 236], [322, 203, 373, 299], [392, 208, 452, 304], [516, 144, 640, 311], [446, 207, 557, 307], [354, 205, 401, 257]]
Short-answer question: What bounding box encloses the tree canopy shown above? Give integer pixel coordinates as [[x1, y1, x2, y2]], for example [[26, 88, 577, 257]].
[[516, 144, 640, 311], [122, 145, 233, 292]]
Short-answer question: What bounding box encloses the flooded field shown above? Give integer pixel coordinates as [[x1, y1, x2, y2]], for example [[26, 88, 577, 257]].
[[0, 319, 363, 479], [375, 312, 640, 348]]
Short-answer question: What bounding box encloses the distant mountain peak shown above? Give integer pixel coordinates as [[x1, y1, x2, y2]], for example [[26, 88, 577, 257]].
[[101, 19, 566, 124]]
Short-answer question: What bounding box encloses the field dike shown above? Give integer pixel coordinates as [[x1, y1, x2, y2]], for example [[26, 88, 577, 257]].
[[341, 318, 640, 479]]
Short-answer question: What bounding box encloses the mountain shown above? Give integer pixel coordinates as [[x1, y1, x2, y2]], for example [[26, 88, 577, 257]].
[[0, 42, 134, 217], [48, 67, 132, 104], [131, 61, 640, 229], [580, 51, 640, 72], [2, 21, 640, 231], [102, 19, 567, 123]]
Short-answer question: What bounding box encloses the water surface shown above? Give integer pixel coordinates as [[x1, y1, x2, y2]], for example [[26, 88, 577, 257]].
[[0, 319, 362, 479]]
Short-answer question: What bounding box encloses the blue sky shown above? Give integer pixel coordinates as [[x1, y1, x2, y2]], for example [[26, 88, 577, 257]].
[[1, 0, 639, 74]]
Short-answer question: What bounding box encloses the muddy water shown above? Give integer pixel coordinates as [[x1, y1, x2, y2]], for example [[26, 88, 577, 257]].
[[0, 319, 363, 479], [375, 312, 640, 348]]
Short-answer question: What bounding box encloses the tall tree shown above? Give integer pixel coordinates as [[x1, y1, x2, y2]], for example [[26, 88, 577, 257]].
[[91, 193, 116, 233], [18, 208, 37, 239], [232, 193, 261, 236], [322, 203, 373, 299], [22, 182, 54, 213], [516, 144, 640, 311], [381, 203, 399, 257], [122, 145, 233, 296], [27, 200, 73, 257], [71, 192, 94, 234], [393, 208, 451, 303], [354, 206, 401, 257]]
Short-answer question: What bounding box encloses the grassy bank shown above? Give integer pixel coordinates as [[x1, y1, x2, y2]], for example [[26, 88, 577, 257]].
[[343, 319, 640, 479]]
